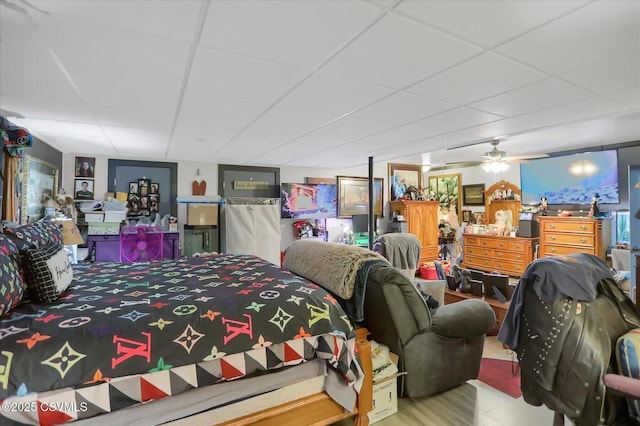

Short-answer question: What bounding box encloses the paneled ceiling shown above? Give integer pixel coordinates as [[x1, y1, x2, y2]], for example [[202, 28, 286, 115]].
[[1, 0, 638, 169]]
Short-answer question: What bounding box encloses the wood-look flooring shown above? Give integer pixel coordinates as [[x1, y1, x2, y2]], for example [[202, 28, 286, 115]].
[[332, 338, 555, 426]]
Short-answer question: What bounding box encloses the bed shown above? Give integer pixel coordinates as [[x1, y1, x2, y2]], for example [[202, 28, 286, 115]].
[[0, 222, 372, 426]]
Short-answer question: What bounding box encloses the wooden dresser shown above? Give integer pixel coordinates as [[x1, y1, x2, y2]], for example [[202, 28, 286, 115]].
[[538, 216, 611, 259], [463, 234, 537, 277], [389, 200, 439, 264]]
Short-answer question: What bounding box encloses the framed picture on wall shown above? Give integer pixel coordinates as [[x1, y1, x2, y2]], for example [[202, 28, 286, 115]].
[[74, 179, 94, 200], [337, 176, 383, 218], [75, 156, 95, 178], [428, 173, 461, 219], [21, 155, 59, 223], [388, 163, 422, 201], [129, 181, 139, 194], [150, 183, 159, 194], [462, 184, 485, 206]]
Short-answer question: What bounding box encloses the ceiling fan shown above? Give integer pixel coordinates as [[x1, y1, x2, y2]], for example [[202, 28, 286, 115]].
[[430, 139, 548, 172]]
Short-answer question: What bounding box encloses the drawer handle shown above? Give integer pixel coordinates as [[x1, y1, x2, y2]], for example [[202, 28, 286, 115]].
[[550, 224, 556, 229], [484, 251, 490, 255], [516, 255, 521, 259], [515, 245, 520, 249], [516, 265, 521, 270], [484, 260, 489, 265], [580, 238, 587, 243], [496, 263, 502, 267], [497, 253, 503, 257], [550, 236, 556, 241], [499, 242, 504, 247], [580, 225, 587, 230], [482, 241, 487, 245], [550, 248, 556, 253]]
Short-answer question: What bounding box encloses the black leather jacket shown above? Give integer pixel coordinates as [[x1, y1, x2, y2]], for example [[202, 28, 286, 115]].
[[499, 254, 640, 425]]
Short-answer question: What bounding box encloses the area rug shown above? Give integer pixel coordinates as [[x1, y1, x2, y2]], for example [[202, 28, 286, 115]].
[[478, 358, 522, 399]]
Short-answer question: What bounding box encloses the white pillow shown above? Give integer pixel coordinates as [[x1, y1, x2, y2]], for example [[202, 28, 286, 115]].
[[24, 242, 73, 303]]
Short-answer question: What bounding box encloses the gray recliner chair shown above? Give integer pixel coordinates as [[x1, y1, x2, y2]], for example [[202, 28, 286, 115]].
[[361, 263, 496, 398]]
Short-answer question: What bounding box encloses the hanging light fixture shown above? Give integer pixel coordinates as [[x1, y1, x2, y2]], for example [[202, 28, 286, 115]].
[[482, 161, 510, 173]]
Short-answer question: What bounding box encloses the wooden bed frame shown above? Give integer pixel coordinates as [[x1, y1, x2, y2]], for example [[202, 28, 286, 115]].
[[195, 330, 373, 426]]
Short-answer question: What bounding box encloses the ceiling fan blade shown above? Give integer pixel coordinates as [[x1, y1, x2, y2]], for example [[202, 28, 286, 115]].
[[503, 153, 549, 161], [446, 139, 496, 151]]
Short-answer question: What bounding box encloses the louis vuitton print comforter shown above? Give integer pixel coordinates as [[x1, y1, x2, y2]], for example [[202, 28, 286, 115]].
[[0, 254, 361, 425]]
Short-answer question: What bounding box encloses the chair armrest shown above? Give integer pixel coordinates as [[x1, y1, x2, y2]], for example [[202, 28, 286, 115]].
[[431, 299, 496, 338]]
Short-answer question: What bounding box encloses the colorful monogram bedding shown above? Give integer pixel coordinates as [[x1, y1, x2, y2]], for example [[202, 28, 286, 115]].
[[0, 254, 361, 425]]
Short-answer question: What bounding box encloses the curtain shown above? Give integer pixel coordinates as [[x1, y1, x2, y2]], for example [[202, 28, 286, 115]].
[[2, 148, 18, 222]]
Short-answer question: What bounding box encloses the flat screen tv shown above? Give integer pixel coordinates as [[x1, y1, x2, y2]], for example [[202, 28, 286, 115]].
[[520, 149, 619, 205], [281, 183, 337, 219]]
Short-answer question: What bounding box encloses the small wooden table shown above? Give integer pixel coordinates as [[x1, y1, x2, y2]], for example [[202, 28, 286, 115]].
[[444, 288, 510, 331]]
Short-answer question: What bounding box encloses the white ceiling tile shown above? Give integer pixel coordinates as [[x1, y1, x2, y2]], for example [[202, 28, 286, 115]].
[[279, 74, 393, 115], [188, 48, 308, 101], [461, 118, 544, 140], [353, 92, 456, 125], [253, 116, 391, 164], [606, 86, 640, 109], [321, 14, 482, 89], [177, 90, 269, 135], [223, 105, 340, 150], [76, 79, 179, 130], [407, 53, 548, 105], [12, 118, 104, 138], [40, 16, 190, 88], [469, 78, 592, 117], [395, 0, 587, 47], [32, 0, 202, 43], [517, 97, 632, 126], [200, 0, 381, 68], [101, 126, 168, 142], [496, 1, 640, 75], [34, 132, 116, 156], [561, 54, 640, 95]]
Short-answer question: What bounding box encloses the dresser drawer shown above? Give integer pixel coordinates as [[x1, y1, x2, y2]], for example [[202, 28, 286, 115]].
[[494, 250, 527, 262], [541, 244, 596, 256], [492, 259, 526, 275], [464, 236, 480, 246], [508, 241, 527, 252], [543, 233, 595, 247], [466, 246, 492, 257], [542, 220, 595, 234], [465, 255, 492, 268], [421, 246, 439, 259]]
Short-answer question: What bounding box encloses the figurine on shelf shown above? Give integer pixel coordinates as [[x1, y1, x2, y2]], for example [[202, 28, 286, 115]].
[[540, 197, 548, 216], [589, 193, 600, 217]]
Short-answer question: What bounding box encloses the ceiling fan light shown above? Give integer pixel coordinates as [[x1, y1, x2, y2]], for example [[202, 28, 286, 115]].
[[483, 161, 510, 173]]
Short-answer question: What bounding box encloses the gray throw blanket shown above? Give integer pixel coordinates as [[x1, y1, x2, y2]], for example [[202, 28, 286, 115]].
[[283, 240, 390, 321], [373, 233, 420, 269]]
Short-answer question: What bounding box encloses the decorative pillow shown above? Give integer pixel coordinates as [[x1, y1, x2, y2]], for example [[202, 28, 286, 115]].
[[23, 242, 73, 303], [615, 328, 640, 422], [0, 234, 25, 316], [2, 220, 64, 251]]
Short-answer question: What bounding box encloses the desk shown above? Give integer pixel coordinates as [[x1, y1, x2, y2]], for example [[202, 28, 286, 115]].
[[86, 232, 180, 262], [444, 289, 509, 331]]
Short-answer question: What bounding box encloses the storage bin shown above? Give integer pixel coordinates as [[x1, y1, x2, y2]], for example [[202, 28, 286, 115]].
[[88, 222, 121, 235]]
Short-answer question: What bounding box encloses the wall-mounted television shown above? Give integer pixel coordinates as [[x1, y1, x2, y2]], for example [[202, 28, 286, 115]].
[[281, 183, 337, 219], [520, 149, 619, 205]]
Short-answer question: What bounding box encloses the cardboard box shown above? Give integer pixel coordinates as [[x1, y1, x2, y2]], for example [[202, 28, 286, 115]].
[[104, 210, 126, 223], [88, 222, 121, 235], [369, 375, 399, 424], [188, 204, 218, 226], [84, 212, 104, 223], [369, 352, 401, 424]]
